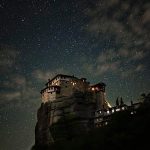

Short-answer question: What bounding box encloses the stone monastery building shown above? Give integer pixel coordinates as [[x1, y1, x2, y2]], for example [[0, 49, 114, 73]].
[[41, 74, 109, 109]]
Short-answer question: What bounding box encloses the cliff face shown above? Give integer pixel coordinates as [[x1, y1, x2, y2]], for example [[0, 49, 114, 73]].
[[35, 103, 54, 147], [35, 91, 96, 147]]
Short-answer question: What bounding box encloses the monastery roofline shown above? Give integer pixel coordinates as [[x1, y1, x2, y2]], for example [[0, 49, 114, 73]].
[[91, 82, 106, 87], [45, 74, 78, 85]]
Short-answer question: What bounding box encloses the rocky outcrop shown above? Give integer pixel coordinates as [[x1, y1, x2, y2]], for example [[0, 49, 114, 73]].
[[35, 103, 54, 147], [35, 91, 96, 147]]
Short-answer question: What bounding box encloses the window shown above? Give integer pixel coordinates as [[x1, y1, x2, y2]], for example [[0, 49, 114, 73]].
[[92, 87, 95, 91], [116, 108, 120, 112]]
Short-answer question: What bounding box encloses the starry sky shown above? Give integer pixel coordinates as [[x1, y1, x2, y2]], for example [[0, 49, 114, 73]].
[[0, 0, 150, 149]]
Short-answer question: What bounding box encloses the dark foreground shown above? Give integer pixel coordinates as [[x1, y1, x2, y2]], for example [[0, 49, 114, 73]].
[[31, 96, 150, 150]]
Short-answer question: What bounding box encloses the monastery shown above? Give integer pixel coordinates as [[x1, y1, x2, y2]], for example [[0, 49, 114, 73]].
[[35, 74, 143, 145], [40, 74, 109, 109]]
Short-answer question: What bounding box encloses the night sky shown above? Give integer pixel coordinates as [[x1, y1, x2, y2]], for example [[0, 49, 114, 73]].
[[0, 0, 150, 149]]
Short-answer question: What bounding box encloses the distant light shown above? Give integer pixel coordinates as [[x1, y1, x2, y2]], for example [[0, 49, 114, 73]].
[[131, 112, 134, 115], [131, 111, 136, 115], [116, 108, 120, 112], [122, 107, 125, 110], [92, 87, 95, 91]]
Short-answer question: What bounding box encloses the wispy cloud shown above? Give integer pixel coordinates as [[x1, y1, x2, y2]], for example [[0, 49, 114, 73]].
[[82, 48, 146, 78], [32, 68, 69, 82], [81, 0, 149, 78], [84, 0, 150, 53], [0, 74, 40, 108], [0, 45, 20, 73], [121, 64, 145, 78]]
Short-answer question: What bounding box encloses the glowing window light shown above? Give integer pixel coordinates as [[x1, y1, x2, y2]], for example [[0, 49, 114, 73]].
[[92, 87, 95, 91], [131, 112, 134, 115], [116, 108, 120, 112], [95, 87, 99, 90]]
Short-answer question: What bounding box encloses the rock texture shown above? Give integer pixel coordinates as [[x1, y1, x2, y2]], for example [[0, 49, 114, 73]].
[[35, 91, 96, 147]]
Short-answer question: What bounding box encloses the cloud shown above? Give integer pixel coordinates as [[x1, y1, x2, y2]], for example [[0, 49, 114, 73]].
[[121, 64, 145, 78], [142, 8, 150, 24], [2, 75, 26, 89], [0, 45, 20, 73], [0, 74, 40, 108], [32, 68, 69, 82], [0, 92, 21, 101], [135, 64, 144, 72], [82, 47, 146, 78], [81, 0, 149, 80], [131, 51, 146, 60], [84, 0, 150, 54], [96, 61, 120, 75]]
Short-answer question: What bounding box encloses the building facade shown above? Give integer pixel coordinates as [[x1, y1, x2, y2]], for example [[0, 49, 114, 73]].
[[40, 74, 108, 110]]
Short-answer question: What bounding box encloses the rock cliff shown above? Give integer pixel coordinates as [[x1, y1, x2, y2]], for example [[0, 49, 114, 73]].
[[35, 91, 96, 147]]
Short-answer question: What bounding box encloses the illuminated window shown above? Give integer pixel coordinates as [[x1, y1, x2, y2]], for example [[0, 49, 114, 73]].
[[95, 87, 99, 90], [92, 87, 95, 91], [116, 108, 120, 112], [131, 112, 134, 115]]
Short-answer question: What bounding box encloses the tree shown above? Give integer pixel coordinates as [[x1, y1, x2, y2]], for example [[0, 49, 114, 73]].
[[116, 97, 119, 106], [140, 93, 146, 102], [120, 97, 124, 106]]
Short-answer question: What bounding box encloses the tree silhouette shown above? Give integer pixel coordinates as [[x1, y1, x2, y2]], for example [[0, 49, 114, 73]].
[[140, 93, 146, 102], [120, 97, 124, 106], [116, 97, 119, 106]]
